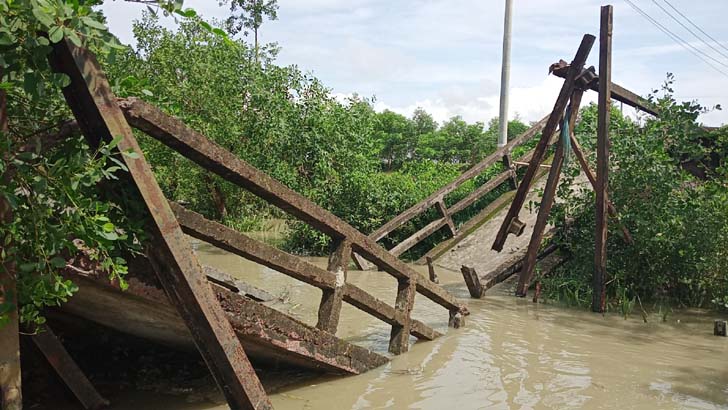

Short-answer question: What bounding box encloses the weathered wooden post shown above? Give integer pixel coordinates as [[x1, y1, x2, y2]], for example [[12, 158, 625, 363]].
[[715, 320, 727, 337], [426, 256, 439, 284], [461, 266, 484, 298], [593, 5, 613, 313], [0, 77, 22, 410], [316, 238, 351, 333]]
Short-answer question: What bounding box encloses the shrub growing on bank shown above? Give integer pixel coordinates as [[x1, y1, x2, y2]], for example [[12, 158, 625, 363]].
[[544, 78, 728, 311]]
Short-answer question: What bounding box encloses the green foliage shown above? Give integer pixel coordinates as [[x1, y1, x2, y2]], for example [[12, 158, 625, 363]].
[[543, 76, 728, 312], [417, 116, 488, 165], [285, 160, 464, 255], [1, 133, 145, 326], [109, 14, 262, 223], [108, 13, 378, 224], [0, 0, 172, 327], [373, 109, 417, 171], [371, 109, 529, 169], [0, 0, 128, 99]]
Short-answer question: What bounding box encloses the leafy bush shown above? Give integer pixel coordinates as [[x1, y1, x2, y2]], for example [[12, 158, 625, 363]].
[[544, 77, 728, 311], [0, 0, 153, 327], [1, 133, 145, 326]]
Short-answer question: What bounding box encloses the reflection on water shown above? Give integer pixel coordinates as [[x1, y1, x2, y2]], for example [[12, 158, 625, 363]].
[[108, 241, 728, 410]]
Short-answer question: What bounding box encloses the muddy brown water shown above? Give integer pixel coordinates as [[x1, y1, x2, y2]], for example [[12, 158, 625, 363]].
[[95, 241, 728, 409]]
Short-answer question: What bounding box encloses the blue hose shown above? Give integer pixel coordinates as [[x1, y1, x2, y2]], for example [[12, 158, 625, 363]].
[[560, 104, 572, 164]]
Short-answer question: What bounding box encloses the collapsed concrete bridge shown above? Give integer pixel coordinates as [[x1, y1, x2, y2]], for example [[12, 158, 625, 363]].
[[3, 9, 661, 409], [7, 37, 470, 410]]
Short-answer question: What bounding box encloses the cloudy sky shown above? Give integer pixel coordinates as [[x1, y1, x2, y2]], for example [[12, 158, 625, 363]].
[[101, 0, 728, 126]]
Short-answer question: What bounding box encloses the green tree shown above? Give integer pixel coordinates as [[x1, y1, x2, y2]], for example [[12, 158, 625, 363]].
[[373, 110, 414, 171], [483, 116, 529, 144], [225, 0, 279, 60], [411, 107, 437, 135], [417, 116, 486, 165], [109, 13, 380, 232]]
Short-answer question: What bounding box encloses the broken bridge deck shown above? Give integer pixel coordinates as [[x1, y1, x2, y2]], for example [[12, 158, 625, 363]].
[[58, 270, 389, 375]]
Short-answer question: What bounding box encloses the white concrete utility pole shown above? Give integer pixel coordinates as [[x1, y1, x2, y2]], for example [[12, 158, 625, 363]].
[[497, 0, 514, 147]]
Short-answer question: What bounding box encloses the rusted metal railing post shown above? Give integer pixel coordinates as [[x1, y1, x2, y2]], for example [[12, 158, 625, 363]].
[[426, 256, 439, 283], [461, 266, 484, 298], [316, 238, 351, 333], [593, 5, 613, 313]]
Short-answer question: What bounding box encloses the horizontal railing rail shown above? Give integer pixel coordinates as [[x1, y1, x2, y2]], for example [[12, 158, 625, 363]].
[[352, 115, 551, 269]]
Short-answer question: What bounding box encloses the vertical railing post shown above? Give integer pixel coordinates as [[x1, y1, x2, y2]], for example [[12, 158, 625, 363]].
[[593, 5, 612, 313], [502, 154, 519, 190], [436, 200, 456, 236], [388, 277, 416, 354], [316, 238, 351, 333], [426, 256, 439, 283]]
